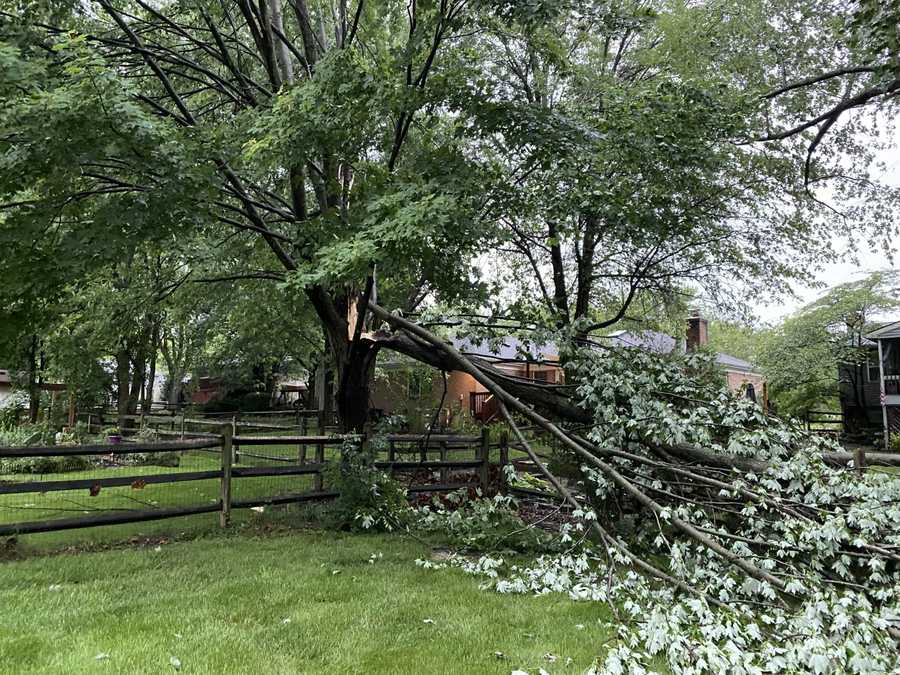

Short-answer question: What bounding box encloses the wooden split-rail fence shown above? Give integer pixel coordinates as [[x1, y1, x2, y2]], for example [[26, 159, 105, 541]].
[[75, 408, 338, 438], [0, 428, 517, 537]]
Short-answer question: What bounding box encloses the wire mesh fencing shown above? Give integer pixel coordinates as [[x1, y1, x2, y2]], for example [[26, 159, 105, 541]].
[[0, 439, 223, 535], [0, 428, 507, 537]]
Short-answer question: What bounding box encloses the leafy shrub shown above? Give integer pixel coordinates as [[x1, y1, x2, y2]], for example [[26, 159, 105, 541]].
[[0, 454, 92, 474], [324, 436, 410, 532], [0, 393, 26, 427], [0, 422, 94, 474], [0, 423, 55, 448]]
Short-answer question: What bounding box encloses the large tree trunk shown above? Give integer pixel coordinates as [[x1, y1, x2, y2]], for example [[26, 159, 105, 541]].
[[335, 340, 380, 433], [305, 284, 380, 433], [128, 347, 146, 417], [548, 222, 570, 326], [167, 378, 184, 407]]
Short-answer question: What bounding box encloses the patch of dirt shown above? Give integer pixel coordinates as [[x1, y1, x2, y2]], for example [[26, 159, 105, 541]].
[[429, 547, 455, 561], [517, 497, 577, 532], [1, 536, 23, 561]]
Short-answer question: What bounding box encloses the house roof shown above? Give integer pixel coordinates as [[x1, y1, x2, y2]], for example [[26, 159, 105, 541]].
[[379, 329, 759, 373], [605, 330, 677, 354], [866, 320, 900, 340], [605, 330, 761, 374], [453, 337, 558, 362]]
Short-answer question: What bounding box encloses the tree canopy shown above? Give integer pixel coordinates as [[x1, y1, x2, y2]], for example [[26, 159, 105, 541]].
[[2, 0, 900, 428], [3, 1, 900, 670]]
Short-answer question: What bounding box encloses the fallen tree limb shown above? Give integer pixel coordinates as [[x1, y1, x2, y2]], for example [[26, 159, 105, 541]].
[[369, 302, 790, 596]]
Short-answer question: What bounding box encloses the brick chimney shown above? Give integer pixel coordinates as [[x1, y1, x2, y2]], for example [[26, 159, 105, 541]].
[[686, 309, 708, 351]]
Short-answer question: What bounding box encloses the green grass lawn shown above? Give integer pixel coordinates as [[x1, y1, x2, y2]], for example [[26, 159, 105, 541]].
[[0, 526, 613, 674]]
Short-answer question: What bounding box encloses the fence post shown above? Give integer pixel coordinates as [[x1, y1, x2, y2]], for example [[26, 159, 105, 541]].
[[499, 430, 509, 494], [298, 441, 307, 465], [220, 425, 233, 528], [317, 409, 326, 434], [314, 440, 325, 491], [179, 414, 185, 439], [479, 427, 490, 494], [440, 440, 448, 483], [388, 439, 396, 462], [231, 416, 239, 463], [854, 446, 867, 474]]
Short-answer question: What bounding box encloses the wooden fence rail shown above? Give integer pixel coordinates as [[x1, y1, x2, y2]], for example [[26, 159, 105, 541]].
[[74, 408, 339, 439], [0, 428, 505, 537], [804, 409, 844, 435]]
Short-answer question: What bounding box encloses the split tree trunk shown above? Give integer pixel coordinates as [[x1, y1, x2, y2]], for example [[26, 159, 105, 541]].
[[306, 285, 381, 433], [334, 340, 380, 433]]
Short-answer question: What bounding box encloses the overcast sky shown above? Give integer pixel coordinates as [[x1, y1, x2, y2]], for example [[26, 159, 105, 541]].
[[752, 126, 900, 325]]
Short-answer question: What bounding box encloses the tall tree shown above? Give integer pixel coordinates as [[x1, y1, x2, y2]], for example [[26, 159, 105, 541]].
[[1, 0, 898, 429], [759, 271, 900, 418]]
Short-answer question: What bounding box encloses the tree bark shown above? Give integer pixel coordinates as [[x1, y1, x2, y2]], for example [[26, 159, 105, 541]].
[[574, 214, 599, 322], [548, 221, 570, 325]]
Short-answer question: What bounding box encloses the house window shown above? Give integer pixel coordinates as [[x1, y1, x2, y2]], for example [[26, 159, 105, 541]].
[[867, 354, 881, 382], [531, 370, 549, 382]]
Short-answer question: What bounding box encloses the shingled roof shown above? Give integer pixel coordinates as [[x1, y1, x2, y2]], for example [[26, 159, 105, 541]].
[[605, 330, 760, 374]]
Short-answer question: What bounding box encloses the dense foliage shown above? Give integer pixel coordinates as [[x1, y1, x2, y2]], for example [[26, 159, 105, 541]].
[[415, 345, 900, 672], [2, 0, 899, 429]]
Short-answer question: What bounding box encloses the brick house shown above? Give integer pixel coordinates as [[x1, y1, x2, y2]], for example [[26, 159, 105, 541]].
[[370, 311, 765, 425], [606, 311, 767, 405], [370, 337, 563, 425]]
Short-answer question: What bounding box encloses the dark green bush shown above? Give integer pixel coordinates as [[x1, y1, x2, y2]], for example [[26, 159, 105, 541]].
[[0, 454, 92, 475], [123, 452, 181, 467]]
